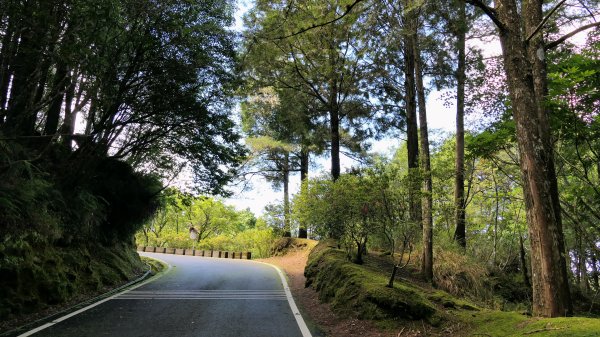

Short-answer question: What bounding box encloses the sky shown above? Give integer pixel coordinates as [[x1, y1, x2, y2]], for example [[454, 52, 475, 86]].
[[223, 1, 491, 216]]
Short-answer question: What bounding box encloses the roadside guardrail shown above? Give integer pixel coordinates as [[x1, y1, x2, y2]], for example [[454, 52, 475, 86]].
[[137, 246, 252, 260]]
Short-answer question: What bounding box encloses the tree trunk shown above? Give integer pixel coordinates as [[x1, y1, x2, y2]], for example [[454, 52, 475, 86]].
[[414, 34, 433, 283], [402, 11, 421, 228], [0, 15, 16, 123], [4, 1, 51, 136], [43, 62, 68, 136], [519, 234, 531, 289], [298, 146, 309, 238], [492, 170, 499, 265], [591, 253, 599, 290], [60, 70, 77, 147], [494, 0, 572, 317], [330, 105, 340, 181], [453, 1, 467, 249], [577, 236, 590, 294], [283, 151, 291, 237]]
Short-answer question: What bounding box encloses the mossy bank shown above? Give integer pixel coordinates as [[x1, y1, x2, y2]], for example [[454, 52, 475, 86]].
[[304, 241, 600, 336], [0, 233, 145, 326], [304, 240, 448, 327]]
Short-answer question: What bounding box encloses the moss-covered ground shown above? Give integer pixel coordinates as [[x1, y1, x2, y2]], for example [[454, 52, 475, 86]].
[[461, 310, 600, 336], [0, 233, 146, 329], [305, 241, 600, 336]]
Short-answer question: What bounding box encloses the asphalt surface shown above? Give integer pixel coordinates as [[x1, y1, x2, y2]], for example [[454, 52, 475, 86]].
[[23, 253, 308, 337]]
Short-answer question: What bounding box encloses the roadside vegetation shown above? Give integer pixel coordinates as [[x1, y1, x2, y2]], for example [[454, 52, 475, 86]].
[[134, 188, 277, 259], [304, 241, 600, 336]]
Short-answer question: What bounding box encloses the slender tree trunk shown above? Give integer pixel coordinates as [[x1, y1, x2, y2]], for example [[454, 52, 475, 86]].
[[60, 70, 77, 147], [0, 17, 16, 122], [519, 234, 531, 289], [298, 146, 309, 238], [453, 1, 467, 248], [402, 11, 421, 228], [283, 151, 291, 237], [330, 106, 340, 181], [494, 0, 572, 317], [493, 170, 500, 265], [43, 62, 68, 136], [591, 253, 599, 290], [575, 232, 582, 288], [414, 34, 433, 283], [577, 236, 590, 294]]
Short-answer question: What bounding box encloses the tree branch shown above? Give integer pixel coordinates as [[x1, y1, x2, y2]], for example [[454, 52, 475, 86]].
[[546, 21, 600, 50], [465, 0, 506, 31], [526, 0, 567, 42], [275, 0, 365, 39]]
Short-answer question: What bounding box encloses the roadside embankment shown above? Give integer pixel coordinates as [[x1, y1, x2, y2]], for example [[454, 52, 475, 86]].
[[284, 239, 600, 337], [0, 234, 146, 333]]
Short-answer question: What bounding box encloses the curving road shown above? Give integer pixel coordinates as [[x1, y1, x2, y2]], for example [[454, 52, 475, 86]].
[[21, 253, 311, 337]]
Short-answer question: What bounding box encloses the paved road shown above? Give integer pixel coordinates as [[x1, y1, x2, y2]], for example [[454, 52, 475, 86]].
[[23, 253, 310, 337]]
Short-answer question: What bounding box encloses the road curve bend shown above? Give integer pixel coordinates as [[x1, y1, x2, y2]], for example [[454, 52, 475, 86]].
[[20, 252, 312, 337]]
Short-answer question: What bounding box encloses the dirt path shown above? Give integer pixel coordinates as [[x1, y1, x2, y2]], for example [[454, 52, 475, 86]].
[[260, 250, 399, 337]]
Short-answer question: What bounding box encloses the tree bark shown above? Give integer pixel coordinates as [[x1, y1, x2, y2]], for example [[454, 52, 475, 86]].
[[493, 0, 572, 317], [43, 62, 68, 136], [283, 151, 291, 237], [0, 14, 16, 123], [414, 34, 433, 283], [298, 146, 309, 238], [330, 106, 341, 181], [453, 1, 467, 249], [519, 234, 531, 289], [402, 10, 421, 228]]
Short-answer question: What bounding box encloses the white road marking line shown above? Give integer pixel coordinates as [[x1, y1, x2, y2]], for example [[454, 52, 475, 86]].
[[18, 258, 173, 337], [114, 297, 288, 300], [255, 262, 313, 337], [19, 255, 313, 337], [115, 290, 288, 300]]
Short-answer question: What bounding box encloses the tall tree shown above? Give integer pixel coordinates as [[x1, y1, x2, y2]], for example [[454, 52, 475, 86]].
[[464, 0, 600, 317], [413, 23, 434, 283], [453, 0, 468, 249], [243, 0, 373, 182], [240, 87, 303, 237]]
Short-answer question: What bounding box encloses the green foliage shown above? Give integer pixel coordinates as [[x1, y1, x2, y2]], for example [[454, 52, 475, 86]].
[[90, 159, 162, 244], [293, 158, 418, 264], [134, 190, 275, 258]]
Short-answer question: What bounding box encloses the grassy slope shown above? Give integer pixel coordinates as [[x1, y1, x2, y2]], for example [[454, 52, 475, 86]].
[[305, 241, 600, 336]]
